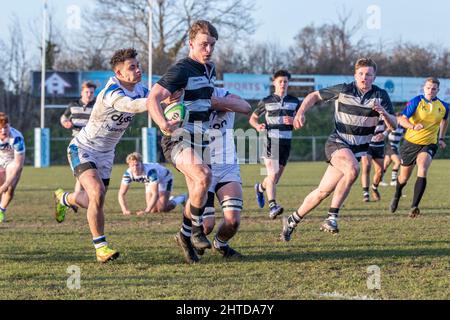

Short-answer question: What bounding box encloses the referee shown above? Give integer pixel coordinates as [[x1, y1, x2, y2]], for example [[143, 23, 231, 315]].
[[390, 77, 449, 218]]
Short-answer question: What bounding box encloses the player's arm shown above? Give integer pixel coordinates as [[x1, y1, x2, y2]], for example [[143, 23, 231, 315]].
[[293, 91, 323, 129], [146, 84, 179, 134], [112, 96, 148, 114], [0, 150, 25, 193], [398, 97, 424, 131], [397, 115, 423, 131], [60, 107, 73, 129], [438, 118, 449, 149], [211, 94, 252, 115], [249, 100, 266, 132], [374, 92, 396, 131], [118, 183, 131, 216], [142, 182, 159, 214], [295, 84, 346, 129]]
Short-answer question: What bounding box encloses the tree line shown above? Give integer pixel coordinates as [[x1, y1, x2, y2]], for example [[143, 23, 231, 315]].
[[1, 0, 450, 134]]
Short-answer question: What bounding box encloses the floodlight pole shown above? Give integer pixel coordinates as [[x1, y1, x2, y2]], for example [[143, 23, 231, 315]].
[[35, 0, 50, 168], [148, 0, 153, 127], [142, 0, 157, 163], [40, 0, 47, 129]]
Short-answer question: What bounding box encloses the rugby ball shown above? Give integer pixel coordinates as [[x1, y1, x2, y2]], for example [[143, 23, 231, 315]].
[[161, 102, 187, 136]]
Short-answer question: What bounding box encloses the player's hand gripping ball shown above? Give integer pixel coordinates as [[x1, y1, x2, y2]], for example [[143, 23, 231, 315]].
[[161, 102, 187, 136]]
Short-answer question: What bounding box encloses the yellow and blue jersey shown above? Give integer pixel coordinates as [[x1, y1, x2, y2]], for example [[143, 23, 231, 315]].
[[402, 95, 449, 145]]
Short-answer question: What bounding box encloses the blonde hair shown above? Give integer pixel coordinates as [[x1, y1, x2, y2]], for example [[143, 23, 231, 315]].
[[189, 20, 218, 41], [355, 58, 377, 73], [126, 152, 142, 164]]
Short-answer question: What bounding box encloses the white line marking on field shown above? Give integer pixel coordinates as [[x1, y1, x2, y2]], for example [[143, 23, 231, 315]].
[[317, 291, 381, 300]]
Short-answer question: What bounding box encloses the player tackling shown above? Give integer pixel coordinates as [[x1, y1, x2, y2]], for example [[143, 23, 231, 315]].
[[53, 48, 149, 263]]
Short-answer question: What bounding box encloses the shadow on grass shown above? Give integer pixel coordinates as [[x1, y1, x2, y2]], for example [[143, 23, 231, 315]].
[[240, 247, 449, 263], [2, 245, 448, 266]]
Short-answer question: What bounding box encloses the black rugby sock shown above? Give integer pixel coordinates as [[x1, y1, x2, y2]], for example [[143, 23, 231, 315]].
[[412, 177, 427, 208]]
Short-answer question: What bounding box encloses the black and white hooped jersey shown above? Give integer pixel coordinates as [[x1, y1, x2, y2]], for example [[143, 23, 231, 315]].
[[74, 77, 149, 152], [0, 127, 25, 162], [254, 94, 300, 140], [61, 99, 95, 136], [369, 118, 386, 148], [208, 87, 238, 166], [157, 57, 215, 145], [121, 163, 170, 185], [319, 82, 394, 158], [388, 126, 405, 148]]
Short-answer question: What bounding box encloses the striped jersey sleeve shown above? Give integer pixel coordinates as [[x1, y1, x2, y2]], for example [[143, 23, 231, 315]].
[[157, 63, 189, 94], [253, 99, 266, 117], [318, 84, 345, 102]]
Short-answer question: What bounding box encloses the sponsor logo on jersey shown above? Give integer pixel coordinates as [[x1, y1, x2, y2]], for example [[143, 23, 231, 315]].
[[111, 113, 133, 126]]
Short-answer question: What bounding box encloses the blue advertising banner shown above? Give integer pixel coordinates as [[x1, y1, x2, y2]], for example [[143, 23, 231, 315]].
[[81, 72, 160, 95], [314, 75, 450, 103], [223, 73, 271, 100]]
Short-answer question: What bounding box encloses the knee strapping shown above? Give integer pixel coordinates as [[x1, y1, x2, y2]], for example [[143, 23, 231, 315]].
[[220, 197, 243, 212]]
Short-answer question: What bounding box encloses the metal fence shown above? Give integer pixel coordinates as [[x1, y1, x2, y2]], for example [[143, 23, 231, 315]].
[[25, 135, 450, 165]]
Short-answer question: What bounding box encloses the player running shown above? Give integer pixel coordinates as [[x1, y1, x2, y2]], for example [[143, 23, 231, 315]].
[[118, 152, 187, 215], [360, 118, 386, 202], [380, 123, 405, 187], [390, 77, 448, 218], [53, 48, 149, 263], [250, 70, 300, 219], [0, 113, 25, 223], [280, 58, 396, 241], [147, 20, 219, 261]]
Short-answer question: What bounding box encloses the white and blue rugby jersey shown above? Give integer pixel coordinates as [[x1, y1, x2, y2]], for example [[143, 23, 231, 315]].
[[121, 163, 170, 185], [75, 77, 149, 152], [208, 87, 238, 166], [0, 127, 25, 163]]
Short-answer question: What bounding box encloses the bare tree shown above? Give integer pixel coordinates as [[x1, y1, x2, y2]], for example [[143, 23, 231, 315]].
[[85, 0, 256, 74], [289, 10, 364, 74], [0, 16, 35, 131]]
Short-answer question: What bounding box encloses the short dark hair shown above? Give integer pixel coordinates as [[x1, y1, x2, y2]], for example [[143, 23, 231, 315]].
[[189, 20, 219, 41], [273, 70, 291, 81], [81, 81, 97, 90], [110, 48, 138, 71]]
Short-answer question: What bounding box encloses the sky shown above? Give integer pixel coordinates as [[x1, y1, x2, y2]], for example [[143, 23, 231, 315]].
[[1, 0, 449, 57]]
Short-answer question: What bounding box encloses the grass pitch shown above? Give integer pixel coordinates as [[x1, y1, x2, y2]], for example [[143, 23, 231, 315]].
[[0, 161, 448, 300]]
